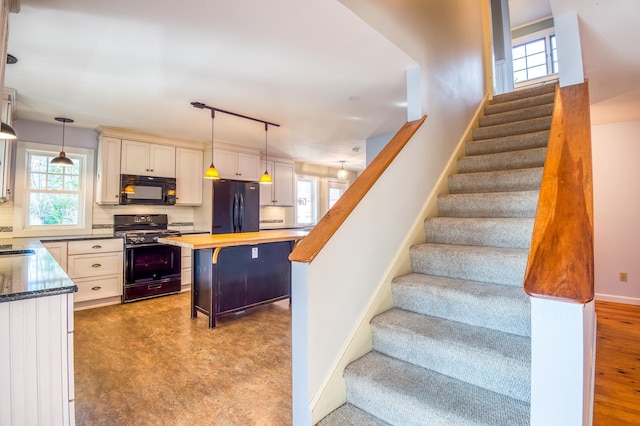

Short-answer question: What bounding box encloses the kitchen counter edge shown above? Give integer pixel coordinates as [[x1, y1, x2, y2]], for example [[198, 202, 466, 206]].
[[158, 230, 308, 250]]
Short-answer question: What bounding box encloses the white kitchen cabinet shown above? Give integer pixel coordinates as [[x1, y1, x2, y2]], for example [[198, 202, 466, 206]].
[[260, 161, 295, 206], [42, 241, 68, 272], [175, 147, 203, 205], [67, 239, 123, 305], [121, 140, 176, 177], [95, 136, 122, 204], [181, 246, 192, 290], [213, 148, 260, 181]]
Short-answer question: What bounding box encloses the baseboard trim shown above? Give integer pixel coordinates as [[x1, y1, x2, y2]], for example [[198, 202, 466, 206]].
[[595, 293, 640, 306]]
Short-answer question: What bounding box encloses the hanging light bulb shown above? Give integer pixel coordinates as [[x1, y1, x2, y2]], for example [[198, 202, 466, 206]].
[[337, 160, 349, 180], [204, 109, 220, 179], [51, 117, 74, 167], [260, 123, 272, 184]]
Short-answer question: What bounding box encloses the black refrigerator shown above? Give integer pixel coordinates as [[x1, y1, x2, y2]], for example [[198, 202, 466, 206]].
[[212, 179, 260, 234]]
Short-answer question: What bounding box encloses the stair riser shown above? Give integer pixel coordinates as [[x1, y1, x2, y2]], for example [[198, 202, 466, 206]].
[[425, 218, 534, 248], [448, 168, 543, 194], [457, 148, 546, 174], [479, 103, 553, 127], [372, 325, 531, 402], [392, 277, 531, 336], [438, 191, 539, 218], [490, 83, 556, 104], [473, 117, 551, 141], [465, 130, 549, 156], [409, 245, 528, 286], [484, 92, 555, 115]]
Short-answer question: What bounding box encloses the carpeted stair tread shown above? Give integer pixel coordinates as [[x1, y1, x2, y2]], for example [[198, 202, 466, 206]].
[[392, 273, 531, 336], [484, 92, 555, 116], [372, 308, 531, 402], [409, 243, 528, 286], [490, 83, 556, 105], [473, 116, 552, 141], [457, 147, 547, 174], [448, 167, 543, 194], [466, 130, 549, 156], [438, 190, 539, 218], [318, 403, 391, 426], [344, 352, 530, 426], [425, 217, 534, 248], [479, 103, 553, 127]]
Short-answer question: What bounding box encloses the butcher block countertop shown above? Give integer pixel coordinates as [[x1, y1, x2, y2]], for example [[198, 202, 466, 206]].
[[157, 230, 308, 250]]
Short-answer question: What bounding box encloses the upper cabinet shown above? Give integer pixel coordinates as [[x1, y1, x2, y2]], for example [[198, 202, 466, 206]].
[[95, 136, 122, 204], [213, 148, 260, 182], [260, 161, 295, 206], [121, 140, 175, 177], [175, 148, 203, 205]]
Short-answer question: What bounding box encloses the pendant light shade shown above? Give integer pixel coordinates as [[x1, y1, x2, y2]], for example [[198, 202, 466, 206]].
[[337, 160, 348, 180], [204, 109, 220, 180], [260, 123, 272, 185], [0, 122, 17, 139], [51, 117, 74, 167]]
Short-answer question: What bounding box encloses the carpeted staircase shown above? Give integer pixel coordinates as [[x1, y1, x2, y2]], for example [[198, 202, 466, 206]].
[[318, 83, 557, 425]]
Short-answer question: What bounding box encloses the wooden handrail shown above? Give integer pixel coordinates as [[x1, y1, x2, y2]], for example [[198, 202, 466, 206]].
[[289, 116, 427, 264], [523, 81, 594, 303]]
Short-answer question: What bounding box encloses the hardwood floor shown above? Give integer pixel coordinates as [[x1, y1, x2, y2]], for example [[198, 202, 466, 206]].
[[594, 300, 640, 425], [74, 291, 292, 425]]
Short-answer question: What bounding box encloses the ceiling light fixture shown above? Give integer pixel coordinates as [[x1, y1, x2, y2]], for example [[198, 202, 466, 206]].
[[51, 117, 74, 167], [337, 161, 348, 180], [203, 109, 220, 180], [259, 123, 272, 185], [0, 122, 17, 139]]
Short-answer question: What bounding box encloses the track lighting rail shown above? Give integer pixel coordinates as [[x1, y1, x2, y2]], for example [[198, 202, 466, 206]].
[[191, 102, 280, 128]]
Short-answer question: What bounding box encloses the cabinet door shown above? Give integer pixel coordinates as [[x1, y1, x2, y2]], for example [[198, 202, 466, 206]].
[[120, 140, 150, 175], [237, 153, 260, 182], [273, 162, 294, 206], [213, 149, 239, 179], [175, 148, 203, 205], [42, 241, 68, 272], [96, 137, 122, 204], [259, 161, 274, 205], [149, 144, 175, 177]]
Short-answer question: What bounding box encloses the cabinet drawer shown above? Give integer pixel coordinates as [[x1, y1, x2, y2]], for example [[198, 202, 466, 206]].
[[68, 252, 123, 279], [181, 267, 192, 286], [74, 275, 122, 302], [68, 239, 122, 255]]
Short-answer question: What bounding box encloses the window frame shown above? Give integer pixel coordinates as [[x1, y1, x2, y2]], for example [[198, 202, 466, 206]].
[[295, 175, 319, 227], [326, 178, 348, 210], [512, 27, 558, 88], [13, 141, 94, 237]]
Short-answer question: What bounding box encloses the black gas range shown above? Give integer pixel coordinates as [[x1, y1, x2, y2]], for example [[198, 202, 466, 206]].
[[114, 214, 182, 303]]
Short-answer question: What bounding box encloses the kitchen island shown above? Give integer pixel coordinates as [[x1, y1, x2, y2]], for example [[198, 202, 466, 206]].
[[159, 230, 307, 328]]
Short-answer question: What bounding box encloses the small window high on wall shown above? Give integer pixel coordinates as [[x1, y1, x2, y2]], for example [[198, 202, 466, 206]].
[[511, 17, 558, 88], [296, 177, 318, 226]]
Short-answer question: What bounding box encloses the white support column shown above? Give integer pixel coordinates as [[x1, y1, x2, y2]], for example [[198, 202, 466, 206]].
[[292, 261, 312, 426], [554, 13, 585, 87]]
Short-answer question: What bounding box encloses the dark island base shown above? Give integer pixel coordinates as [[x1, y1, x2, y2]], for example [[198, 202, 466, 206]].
[[192, 241, 293, 328]]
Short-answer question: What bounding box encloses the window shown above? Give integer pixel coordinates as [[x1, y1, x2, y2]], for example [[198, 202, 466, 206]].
[[512, 33, 558, 84], [296, 177, 318, 226], [327, 179, 348, 209], [14, 142, 94, 236]]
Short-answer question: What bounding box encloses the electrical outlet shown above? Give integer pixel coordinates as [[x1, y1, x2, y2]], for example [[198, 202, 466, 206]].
[[251, 247, 258, 259], [620, 272, 628, 282]]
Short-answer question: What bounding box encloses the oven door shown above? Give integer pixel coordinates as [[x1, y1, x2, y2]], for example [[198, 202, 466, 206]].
[[125, 243, 181, 284]]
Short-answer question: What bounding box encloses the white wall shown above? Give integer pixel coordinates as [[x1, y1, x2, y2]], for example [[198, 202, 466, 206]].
[[592, 119, 640, 304]]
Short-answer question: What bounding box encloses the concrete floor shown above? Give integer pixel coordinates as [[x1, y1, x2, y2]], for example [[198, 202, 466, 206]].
[[74, 291, 292, 425]]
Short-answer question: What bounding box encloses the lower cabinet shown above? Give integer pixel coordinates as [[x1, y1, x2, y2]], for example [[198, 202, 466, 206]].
[[193, 241, 292, 328], [0, 293, 75, 425]]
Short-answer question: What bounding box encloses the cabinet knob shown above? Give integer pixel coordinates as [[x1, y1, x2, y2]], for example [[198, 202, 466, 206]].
[[91, 263, 102, 268], [92, 245, 102, 249], [91, 286, 102, 291], [115, 195, 119, 198]]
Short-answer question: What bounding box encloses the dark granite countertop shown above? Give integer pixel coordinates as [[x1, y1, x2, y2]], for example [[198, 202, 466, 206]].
[[40, 234, 122, 243], [0, 238, 77, 303]]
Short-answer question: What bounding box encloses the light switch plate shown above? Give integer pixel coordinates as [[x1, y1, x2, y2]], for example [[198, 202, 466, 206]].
[[252, 247, 258, 259]]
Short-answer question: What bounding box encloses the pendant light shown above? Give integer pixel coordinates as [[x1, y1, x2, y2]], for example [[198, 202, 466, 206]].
[[337, 160, 348, 180], [203, 109, 220, 179], [259, 123, 272, 185], [50, 117, 74, 167], [0, 122, 16, 139]]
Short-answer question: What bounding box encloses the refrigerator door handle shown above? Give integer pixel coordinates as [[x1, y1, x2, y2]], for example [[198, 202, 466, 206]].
[[233, 193, 239, 232], [239, 194, 244, 231]]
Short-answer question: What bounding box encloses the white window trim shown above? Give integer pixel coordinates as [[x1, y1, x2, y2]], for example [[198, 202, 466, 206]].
[[327, 178, 348, 210], [295, 175, 319, 227], [13, 141, 94, 237], [513, 27, 559, 89]]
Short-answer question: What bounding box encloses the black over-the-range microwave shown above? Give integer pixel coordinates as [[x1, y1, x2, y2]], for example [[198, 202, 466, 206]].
[[119, 174, 177, 205]]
